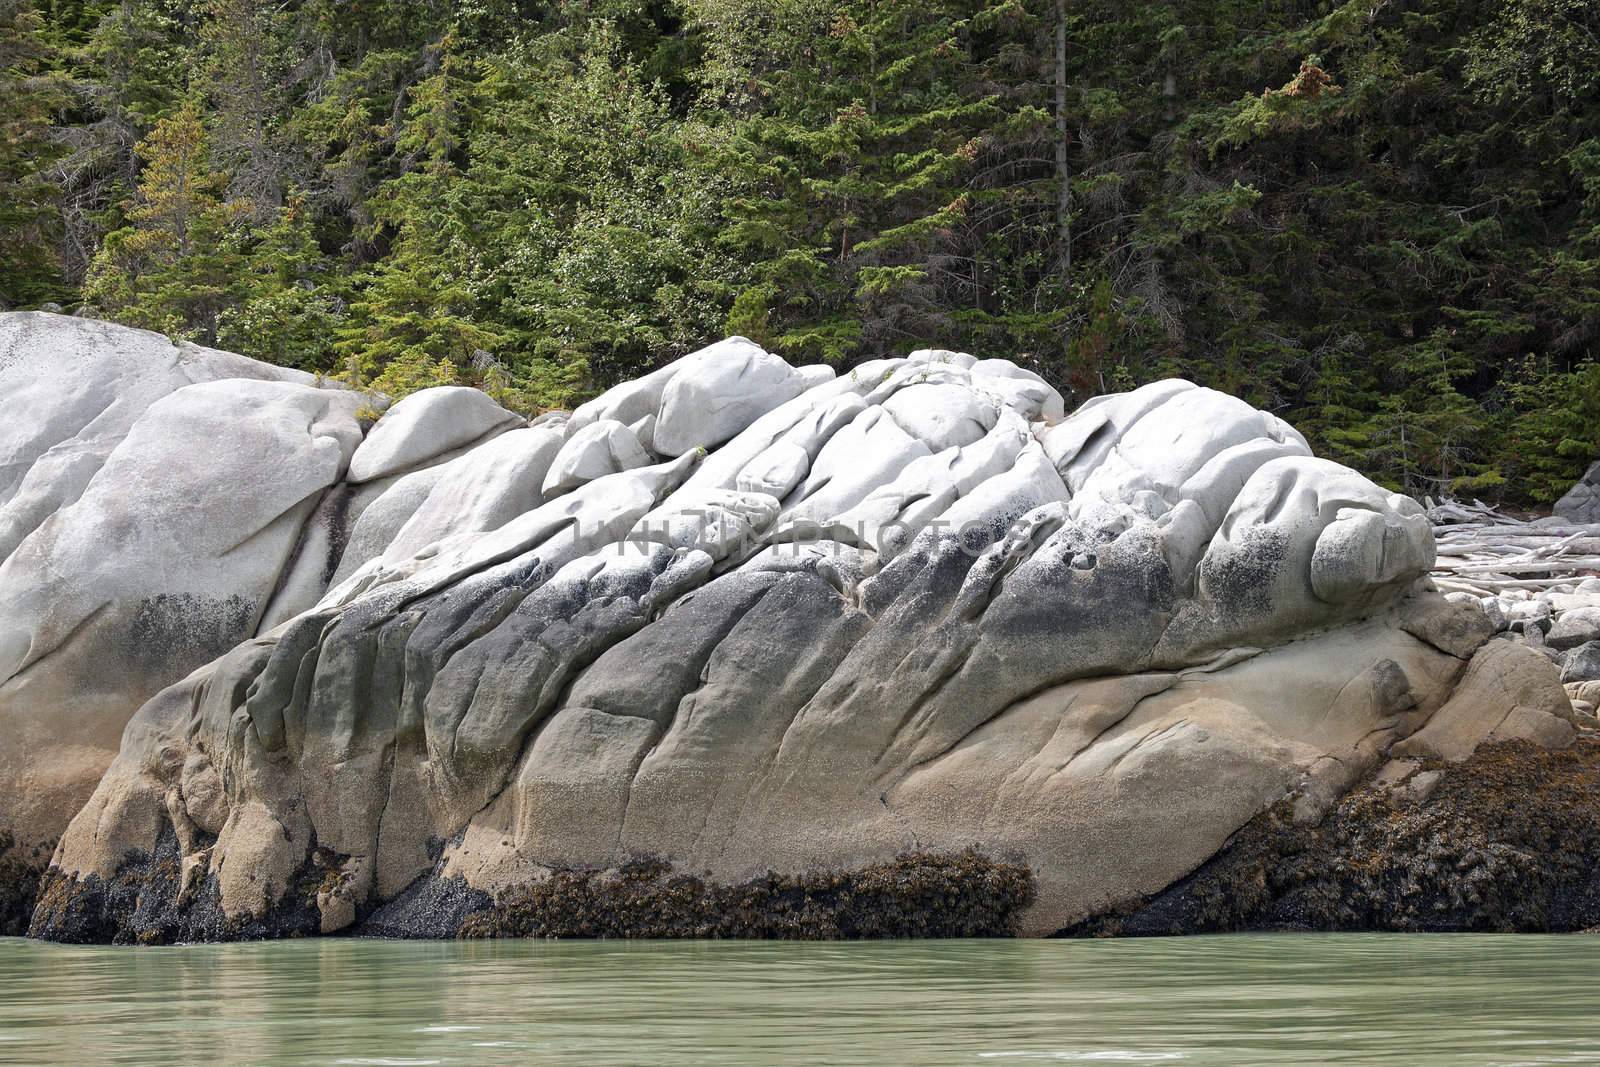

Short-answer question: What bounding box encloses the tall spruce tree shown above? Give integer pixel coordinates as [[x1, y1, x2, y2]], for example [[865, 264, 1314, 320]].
[[0, 0, 66, 307], [83, 99, 248, 342]]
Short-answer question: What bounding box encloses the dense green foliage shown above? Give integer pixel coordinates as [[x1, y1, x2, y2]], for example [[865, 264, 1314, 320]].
[[2, 0, 1597, 501]]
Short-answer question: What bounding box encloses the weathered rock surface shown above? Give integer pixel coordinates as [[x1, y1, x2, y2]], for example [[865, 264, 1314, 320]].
[[542, 419, 652, 498], [1554, 460, 1600, 523], [346, 385, 522, 484], [1073, 739, 1600, 935], [1562, 641, 1600, 685], [0, 314, 529, 859], [1549, 607, 1600, 651], [1, 315, 361, 855], [4, 312, 1579, 943]]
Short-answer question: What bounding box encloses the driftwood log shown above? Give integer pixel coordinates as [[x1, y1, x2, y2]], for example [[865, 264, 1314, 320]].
[[1426, 498, 1600, 598]]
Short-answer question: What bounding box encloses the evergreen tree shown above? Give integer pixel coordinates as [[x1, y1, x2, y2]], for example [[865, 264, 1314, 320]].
[[198, 0, 294, 218], [216, 190, 342, 371], [53, 0, 186, 282], [462, 19, 733, 400], [700, 0, 1055, 365], [84, 99, 248, 342], [0, 0, 66, 307], [11, 0, 1600, 504], [334, 29, 504, 399]]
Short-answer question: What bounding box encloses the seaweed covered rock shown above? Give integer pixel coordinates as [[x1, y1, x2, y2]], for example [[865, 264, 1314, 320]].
[[1073, 738, 1600, 935], [452, 852, 1036, 940], [13, 315, 1578, 941], [0, 833, 49, 937]]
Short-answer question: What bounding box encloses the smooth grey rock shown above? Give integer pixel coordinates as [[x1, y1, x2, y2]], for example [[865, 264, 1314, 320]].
[[1061, 383, 1310, 520], [1407, 770, 1443, 804], [347, 386, 521, 483], [542, 419, 652, 498], [780, 407, 929, 528], [1554, 460, 1600, 522], [328, 466, 447, 585], [653, 337, 810, 456], [379, 425, 565, 563], [971, 358, 1065, 421], [906, 347, 978, 369], [881, 382, 998, 451], [1398, 594, 1497, 659], [567, 361, 681, 441], [0, 311, 319, 564]]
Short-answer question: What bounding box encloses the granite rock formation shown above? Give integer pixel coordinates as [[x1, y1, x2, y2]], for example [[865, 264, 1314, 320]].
[[0, 312, 1578, 942]]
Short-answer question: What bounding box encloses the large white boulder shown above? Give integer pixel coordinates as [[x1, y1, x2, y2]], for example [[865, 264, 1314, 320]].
[[652, 337, 815, 456], [881, 381, 998, 450], [381, 425, 565, 562], [0, 313, 318, 563], [346, 385, 522, 483], [542, 419, 653, 498], [5, 323, 1564, 944], [0, 370, 368, 847]]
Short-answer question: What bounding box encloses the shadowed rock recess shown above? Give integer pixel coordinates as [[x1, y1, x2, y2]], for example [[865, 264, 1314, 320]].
[[1, 312, 1583, 943]]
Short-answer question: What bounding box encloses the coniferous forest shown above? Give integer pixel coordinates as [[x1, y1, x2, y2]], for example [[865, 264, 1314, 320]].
[[2, 0, 1598, 504]]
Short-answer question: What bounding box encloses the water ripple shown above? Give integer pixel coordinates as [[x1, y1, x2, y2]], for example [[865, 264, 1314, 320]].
[[0, 934, 1597, 1065]]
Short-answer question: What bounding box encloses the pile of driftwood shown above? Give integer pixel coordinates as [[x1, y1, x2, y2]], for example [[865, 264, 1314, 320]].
[[1425, 499, 1600, 599]]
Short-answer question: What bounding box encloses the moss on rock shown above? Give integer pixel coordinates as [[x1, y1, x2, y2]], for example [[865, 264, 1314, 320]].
[[1070, 739, 1600, 936], [458, 851, 1036, 940]]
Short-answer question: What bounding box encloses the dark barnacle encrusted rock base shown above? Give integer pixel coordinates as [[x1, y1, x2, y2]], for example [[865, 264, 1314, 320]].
[[1068, 739, 1600, 936]]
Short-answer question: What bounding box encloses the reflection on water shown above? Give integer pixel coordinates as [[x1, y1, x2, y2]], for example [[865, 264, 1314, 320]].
[[0, 934, 1597, 1065]]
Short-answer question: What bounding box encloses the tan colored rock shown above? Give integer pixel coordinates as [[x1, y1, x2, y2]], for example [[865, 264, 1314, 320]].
[[1396, 593, 1496, 659], [1489, 705, 1577, 749], [1394, 641, 1574, 762], [0, 368, 367, 851]]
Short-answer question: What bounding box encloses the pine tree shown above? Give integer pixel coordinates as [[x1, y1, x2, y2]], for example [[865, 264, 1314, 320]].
[[0, 0, 66, 307], [216, 190, 341, 371], [461, 19, 733, 399], [84, 99, 248, 342], [335, 29, 503, 399], [699, 0, 1058, 366], [53, 0, 186, 282]]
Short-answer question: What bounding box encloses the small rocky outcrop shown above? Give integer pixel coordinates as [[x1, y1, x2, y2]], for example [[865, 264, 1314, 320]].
[[2, 312, 1583, 942], [1555, 461, 1600, 523]]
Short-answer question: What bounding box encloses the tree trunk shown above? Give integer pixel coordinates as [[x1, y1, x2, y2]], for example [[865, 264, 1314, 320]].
[[1054, 0, 1071, 279]]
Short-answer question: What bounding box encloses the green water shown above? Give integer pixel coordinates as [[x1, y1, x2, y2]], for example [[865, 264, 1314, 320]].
[[0, 934, 1597, 1065]]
